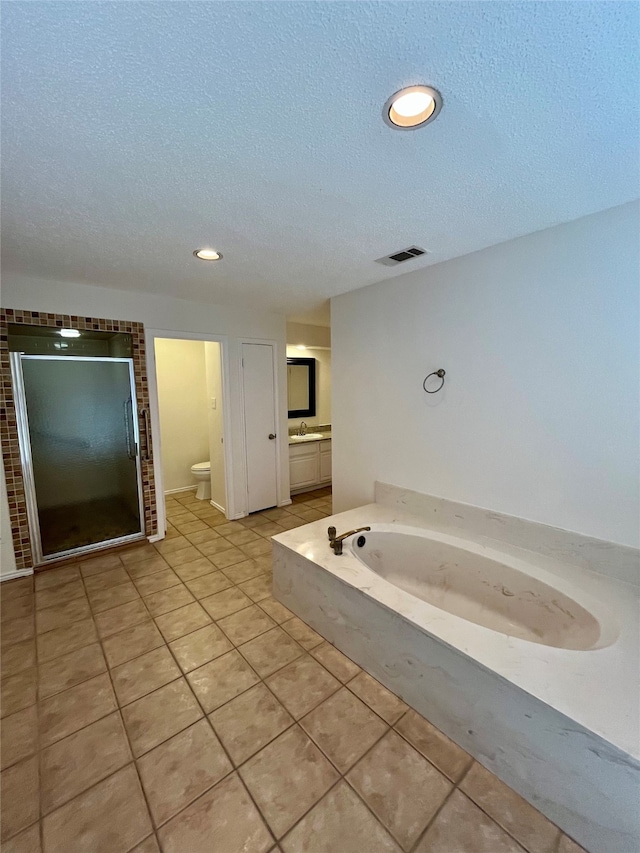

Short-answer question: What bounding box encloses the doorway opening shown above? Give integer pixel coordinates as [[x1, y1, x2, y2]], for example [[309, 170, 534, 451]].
[[285, 331, 332, 498], [152, 337, 228, 533]]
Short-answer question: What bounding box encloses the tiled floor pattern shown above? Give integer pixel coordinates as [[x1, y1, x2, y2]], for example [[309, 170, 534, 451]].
[[0, 487, 587, 853]]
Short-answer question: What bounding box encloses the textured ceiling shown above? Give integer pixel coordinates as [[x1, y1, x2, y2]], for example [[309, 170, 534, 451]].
[[2, 2, 638, 324]]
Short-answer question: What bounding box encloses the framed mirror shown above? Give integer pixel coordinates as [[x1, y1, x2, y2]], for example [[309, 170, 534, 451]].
[[287, 357, 316, 417]]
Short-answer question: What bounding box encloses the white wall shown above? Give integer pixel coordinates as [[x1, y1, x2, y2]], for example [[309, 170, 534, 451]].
[[155, 339, 209, 493], [332, 202, 640, 548], [286, 346, 331, 429], [205, 342, 226, 511], [1, 274, 289, 533], [286, 322, 330, 349]]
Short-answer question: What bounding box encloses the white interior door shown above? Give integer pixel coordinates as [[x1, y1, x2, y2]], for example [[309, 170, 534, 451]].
[[242, 343, 278, 513]]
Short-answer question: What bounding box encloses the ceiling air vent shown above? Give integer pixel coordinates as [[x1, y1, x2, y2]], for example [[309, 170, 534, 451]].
[[375, 246, 429, 267]]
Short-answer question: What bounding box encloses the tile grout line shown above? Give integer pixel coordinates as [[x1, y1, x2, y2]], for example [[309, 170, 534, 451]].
[[361, 694, 552, 853], [248, 646, 402, 846], [4, 502, 312, 638], [33, 529, 265, 662], [113, 536, 358, 848], [150, 596, 281, 850], [81, 567, 155, 847], [6, 641, 563, 852], [29, 581, 559, 853], [299, 689, 430, 851], [82, 563, 180, 853], [276, 775, 346, 847], [36, 587, 286, 729], [450, 786, 552, 853], [263, 669, 425, 847], [385, 705, 475, 786], [31, 552, 173, 847], [407, 782, 460, 853], [401, 741, 535, 853], [121, 532, 303, 848], [0, 598, 307, 766], [409, 757, 476, 853]]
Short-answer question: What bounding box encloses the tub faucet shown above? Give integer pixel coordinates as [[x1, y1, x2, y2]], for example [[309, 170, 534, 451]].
[[327, 526, 371, 555], [298, 421, 307, 436]]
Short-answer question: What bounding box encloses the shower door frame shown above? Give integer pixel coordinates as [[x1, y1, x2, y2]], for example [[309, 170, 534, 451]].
[[10, 353, 146, 565]]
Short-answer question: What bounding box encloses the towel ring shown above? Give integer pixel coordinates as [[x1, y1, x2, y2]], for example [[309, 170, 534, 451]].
[[423, 369, 446, 394]]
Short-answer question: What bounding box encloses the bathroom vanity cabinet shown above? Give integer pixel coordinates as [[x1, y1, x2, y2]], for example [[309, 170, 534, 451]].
[[289, 439, 331, 493]]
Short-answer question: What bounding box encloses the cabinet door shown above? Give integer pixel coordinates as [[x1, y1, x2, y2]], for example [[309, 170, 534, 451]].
[[290, 445, 319, 489], [319, 441, 332, 483]]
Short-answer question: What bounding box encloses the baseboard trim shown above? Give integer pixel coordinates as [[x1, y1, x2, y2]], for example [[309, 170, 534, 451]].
[[147, 533, 163, 544], [290, 481, 332, 496], [1, 568, 34, 582], [209, 499, 226, 514], [164, 486, 198, 496], [279, 499, 293, 507]]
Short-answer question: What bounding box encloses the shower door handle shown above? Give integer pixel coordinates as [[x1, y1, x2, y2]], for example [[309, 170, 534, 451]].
[[123, 401, 136, 460], [140, 408, 151, 462]]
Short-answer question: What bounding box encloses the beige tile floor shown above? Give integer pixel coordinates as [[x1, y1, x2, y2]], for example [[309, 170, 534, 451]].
[[0, 487, 588, 853]]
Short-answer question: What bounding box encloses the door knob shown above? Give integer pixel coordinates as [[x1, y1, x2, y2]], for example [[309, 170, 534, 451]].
[[268, 433, 276, 440]]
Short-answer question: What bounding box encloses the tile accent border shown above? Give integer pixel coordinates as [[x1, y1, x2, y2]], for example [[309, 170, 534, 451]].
[[0, 308, 158, 571]]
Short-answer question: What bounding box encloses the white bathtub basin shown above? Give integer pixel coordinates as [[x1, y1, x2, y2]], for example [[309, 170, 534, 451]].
[[348, 527, 610, 650]]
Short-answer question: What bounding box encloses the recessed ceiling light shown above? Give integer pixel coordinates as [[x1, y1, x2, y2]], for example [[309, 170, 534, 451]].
[[59, 328, 80, 338], [383, 85, 442, 130], [193, 248, 222, 261]]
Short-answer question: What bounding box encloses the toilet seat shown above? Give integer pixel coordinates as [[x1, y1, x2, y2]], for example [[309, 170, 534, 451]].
[[191, 461, 210, 472]]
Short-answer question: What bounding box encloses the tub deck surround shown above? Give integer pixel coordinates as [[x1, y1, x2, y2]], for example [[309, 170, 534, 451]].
[[374, 482, 640, 587], [272, 495, 640, 853], [273, 503, 638, 758]]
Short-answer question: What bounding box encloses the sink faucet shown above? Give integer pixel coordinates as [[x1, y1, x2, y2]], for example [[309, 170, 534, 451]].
[[327, 526, 371, 555], [298, 421, 307, 436]]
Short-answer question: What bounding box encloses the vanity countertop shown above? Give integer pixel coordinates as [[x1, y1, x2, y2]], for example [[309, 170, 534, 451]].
[[288, 431, 332, 445]]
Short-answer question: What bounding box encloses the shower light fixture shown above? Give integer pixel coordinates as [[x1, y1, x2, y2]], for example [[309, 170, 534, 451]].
[[59, 329, 80, 338], [383, 85, 442, 130], [193, 248, 222, 261]]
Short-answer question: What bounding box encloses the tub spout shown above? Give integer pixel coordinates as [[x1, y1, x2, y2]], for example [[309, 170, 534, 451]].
[[328, 526, 371, 555]]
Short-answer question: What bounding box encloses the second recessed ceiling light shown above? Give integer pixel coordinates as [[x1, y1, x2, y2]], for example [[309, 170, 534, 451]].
[[193, 248, 222, 261], [383, 85, 442, 130]]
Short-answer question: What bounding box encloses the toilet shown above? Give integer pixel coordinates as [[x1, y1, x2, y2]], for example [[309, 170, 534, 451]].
[[190, 461, 211, 501]]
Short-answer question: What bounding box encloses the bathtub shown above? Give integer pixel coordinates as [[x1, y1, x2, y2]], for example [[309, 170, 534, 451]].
[[347, 525, 618, 651], [272, 486, 639, 853]]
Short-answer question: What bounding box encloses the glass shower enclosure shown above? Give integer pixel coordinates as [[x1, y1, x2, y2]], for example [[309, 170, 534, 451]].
[[10, 347, 145, 563]]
